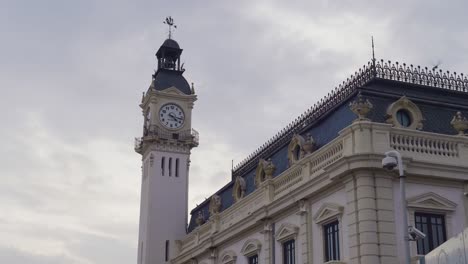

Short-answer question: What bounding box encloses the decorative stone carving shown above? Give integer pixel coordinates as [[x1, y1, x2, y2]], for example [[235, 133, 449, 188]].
[[241, 238, 262, 257], [349, 92, 373, 121], [386, 96, 424, 130], [255, 158, 276, 187], [275, 223, 299, 243], [195, 211, 205, 226], [209, 194, 222, 215], [302, 133, 316, 155], [407, 192, 457, 212], [450, 111, 468, 136], [233, 176, 246, 202], [313, 203, 344, 225], [220, 250, 237, 264]]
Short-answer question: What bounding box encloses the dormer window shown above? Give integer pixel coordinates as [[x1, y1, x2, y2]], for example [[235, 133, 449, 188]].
[[396, 109, 412, 127], [386, 96, 424, 130]]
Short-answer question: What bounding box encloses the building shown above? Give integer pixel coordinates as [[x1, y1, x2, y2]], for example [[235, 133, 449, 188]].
[[135, 36, 468, 264]]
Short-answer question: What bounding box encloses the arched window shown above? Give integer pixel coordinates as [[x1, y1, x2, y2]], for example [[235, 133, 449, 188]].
[[175, 158, 179, 177], [144, 108, 151, 135], [169, 158, 172, 176], [161, 157, 165, 176]]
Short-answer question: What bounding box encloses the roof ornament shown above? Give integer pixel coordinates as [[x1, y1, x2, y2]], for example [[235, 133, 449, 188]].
[[349, 92, 373, 122], [450, 111, 468, 136], [163, 16, 177, 39]]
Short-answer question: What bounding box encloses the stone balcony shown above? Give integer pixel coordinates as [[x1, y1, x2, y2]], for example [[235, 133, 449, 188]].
[[135, 125, 199, 154], [173, 121, 468, 262]]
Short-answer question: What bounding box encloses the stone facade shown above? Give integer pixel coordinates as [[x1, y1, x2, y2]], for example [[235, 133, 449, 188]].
[[171, 122, 468, 264]]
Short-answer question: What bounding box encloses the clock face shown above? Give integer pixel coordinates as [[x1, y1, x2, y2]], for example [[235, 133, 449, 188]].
[[159, 103, 185, 129]]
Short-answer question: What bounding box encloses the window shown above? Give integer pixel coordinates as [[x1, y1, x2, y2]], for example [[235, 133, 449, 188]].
[[175, 158, 179, 177], [396, 109, 412, 127], [165, 240, 169, 261], [161, 157, 165, 176], [168, 158, 172, 176], [293, 145, 301, 161], [248, 254, 258, 264], [415, 213, 446, 254], [139, 241, 143, 264], [324, 220, 340, 261], [283, 239, 295, 264]]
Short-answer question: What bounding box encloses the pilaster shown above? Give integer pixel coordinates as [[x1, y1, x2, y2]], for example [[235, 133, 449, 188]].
[[296, 199, 310, 264], [260, 220, 272, 264], [345, 171, 398, 264]]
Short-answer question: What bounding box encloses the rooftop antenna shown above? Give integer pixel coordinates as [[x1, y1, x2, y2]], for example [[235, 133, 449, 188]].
[[371, 36, 377, 76], [371, 36, 376, 64], [163, 16, 177, 39]]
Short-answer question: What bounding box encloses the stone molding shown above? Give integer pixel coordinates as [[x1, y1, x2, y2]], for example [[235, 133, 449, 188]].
[[240, 238, 262, 257], [275, 223, 299, 243], [219, 250, 237, 264], [407, 192, 457, 212], [313, 203, 344, 225], [386, 96, 424, 130]]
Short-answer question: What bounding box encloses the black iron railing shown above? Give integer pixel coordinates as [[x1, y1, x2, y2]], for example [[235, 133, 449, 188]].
[[135, 126, 199, 152], [232, 59, 468, 176]]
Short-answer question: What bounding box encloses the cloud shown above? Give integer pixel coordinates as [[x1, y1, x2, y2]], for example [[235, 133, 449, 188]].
[[1, 0, 468, 263]]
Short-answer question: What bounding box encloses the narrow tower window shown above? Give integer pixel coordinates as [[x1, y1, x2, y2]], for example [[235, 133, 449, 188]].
[[175, 158, 179, 177], [169, 158, 172, 176], [139, 241, 144, 264], [165, 240, 169, 261], [161, 157, 165, 176]]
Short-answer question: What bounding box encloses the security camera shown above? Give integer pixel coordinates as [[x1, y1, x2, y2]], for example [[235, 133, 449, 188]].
[[408, 226, 426, 241], [382, 156, 398, 170]]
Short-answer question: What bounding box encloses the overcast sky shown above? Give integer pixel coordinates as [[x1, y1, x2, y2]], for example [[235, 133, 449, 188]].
[[1, 0, 468, 263]]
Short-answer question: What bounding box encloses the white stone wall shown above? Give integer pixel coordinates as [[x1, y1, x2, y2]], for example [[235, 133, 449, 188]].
[[393, 181, 465, 264], [311, 188, 348, 264], [169, 122, 468, 264], [139, 150, 190, 264]]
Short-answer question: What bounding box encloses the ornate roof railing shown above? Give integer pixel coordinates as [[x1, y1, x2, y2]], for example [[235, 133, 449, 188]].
[[375, 60, 468, 92], [232, 59, 468, 176]]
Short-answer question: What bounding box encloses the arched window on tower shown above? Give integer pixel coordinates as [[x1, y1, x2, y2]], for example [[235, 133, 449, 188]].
[[175, 158, 179, 177], [169, 158, 172, 176], [161, 157, 165, 176], [144, 108, 151, 136]]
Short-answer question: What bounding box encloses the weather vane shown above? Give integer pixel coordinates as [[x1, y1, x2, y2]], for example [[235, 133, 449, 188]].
[[163, 16, 177, 39]]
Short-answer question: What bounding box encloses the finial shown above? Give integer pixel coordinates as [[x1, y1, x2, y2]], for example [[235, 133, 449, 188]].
[[371, 36, 376, 63], [349, 91, 373, 122], [451, 111, 468, 136], [191, 82, 195, 94], [163, 16, 177, 39]]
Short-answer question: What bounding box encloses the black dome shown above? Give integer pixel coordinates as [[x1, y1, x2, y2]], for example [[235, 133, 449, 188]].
[[152, 69, 191, 95], [161, 38, 180, 49]]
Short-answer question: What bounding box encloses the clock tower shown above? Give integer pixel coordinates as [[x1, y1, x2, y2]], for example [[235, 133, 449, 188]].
[[135, 34, 198, 264]]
